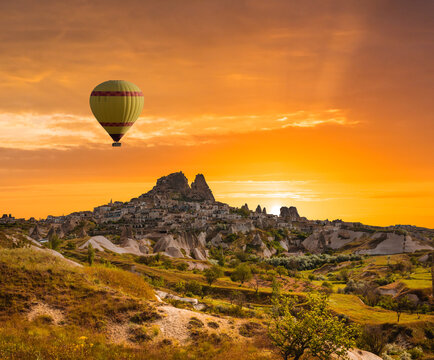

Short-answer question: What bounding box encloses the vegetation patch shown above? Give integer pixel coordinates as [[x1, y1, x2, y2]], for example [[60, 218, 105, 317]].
[[238, 322, 262, 337]]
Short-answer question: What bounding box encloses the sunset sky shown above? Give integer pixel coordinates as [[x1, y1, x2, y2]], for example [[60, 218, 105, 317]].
[[1, 0, 433, 227]]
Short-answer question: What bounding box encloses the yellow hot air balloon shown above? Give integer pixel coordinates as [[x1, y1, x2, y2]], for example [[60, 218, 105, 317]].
[[90, 80, 144, 147]]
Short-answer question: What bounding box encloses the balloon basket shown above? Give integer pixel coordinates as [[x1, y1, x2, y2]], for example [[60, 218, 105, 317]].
[[112, 142, 121, 147]]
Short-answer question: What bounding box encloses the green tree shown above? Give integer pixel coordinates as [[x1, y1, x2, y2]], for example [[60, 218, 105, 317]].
[[271, 277, 281, 299], [231, 263, 252, 285], [276, 265, 287, 278], [268, 293, 359, 360], [87, 243, 95, 266], [48, 234, 61, 251], [204, 265, 223, 286]]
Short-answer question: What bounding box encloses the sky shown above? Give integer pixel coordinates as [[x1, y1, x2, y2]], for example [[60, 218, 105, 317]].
[[0, 0, 433, 227]]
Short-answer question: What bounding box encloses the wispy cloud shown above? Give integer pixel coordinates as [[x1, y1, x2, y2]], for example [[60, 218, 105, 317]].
[[0, 108, 356, 150]]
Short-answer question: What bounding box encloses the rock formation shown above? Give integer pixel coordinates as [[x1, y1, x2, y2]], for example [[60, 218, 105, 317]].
[[29, 224, 43, 240], [302, 228, 434, 254], [47, 226, 64, 240], [262, 207, 267, 214], [255, 205, 262, 213], [77, 227, 87, 238], [241, 203, 249, 212], [120, 225, 133, 240], [61, 218, 79, 235], [153, 232, 207, 260], [142, 171, 215, 202], [190, 174, 215, 201], [280, 206, 300, 221]]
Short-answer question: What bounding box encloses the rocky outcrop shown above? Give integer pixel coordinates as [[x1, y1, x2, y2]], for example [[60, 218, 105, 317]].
[[29, 225, 43, 240], [302, 228, 434, 255], [255, 205, 262, 213], [209, 233, 228, 248], [347, 349, 382, 360], [79, 236, 149, 256], [61, 218, 79, 235], [144, 172, 191, 200], [302, 229, 367, 253], [241, 203, 249, 212], [357, 233, 433, 255], [142, 172, 215, 202], [280, 206, 300, 221], [47, 226, 64, 240], [121, 238, 152, 255], [190, 174, 215, 201], [250, 233, 272, 258], [228, 222, 255, 234], [262, 207, 267, 215], [153, 232, 207, 260]]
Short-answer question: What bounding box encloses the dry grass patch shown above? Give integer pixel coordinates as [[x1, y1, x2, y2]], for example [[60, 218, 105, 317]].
[[85, 265, 155, 300]]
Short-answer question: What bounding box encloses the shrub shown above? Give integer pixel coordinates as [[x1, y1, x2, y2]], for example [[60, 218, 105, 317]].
[[185, 280, 203, 296], [176, 262, 188, 271], [266, 254, 362, 271], [239, 322, 262, 337], [87, 243, 95, 266], [204, 265, 224, 286], [231, 264, 252, 285], [207, 321, 219, 329], [188, 317, 204, 329], [130, 308, 162, 324]]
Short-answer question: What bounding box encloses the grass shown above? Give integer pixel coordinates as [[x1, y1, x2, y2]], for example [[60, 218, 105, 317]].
[[85, 266, 155, 300], [399, 267, 432, 289], [0, 248, 155, 329], [0, 318, 275, 360], [328, 294, 434, 324]]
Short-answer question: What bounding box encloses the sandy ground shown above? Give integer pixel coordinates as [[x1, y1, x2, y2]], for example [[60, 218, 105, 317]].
[[27, 303, 65, 325]]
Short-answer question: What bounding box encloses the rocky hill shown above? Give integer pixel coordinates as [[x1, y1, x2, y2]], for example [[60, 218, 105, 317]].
[[140, 172, 215, 202], [4, 171, 434, 261]]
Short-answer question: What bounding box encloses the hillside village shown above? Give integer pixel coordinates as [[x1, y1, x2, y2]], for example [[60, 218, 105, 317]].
[[4, 171, 433, 261]]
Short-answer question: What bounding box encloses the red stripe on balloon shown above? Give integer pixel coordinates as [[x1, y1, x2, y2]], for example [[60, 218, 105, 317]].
[[100, 122, 134, 126], [91, 91, 143, 96]]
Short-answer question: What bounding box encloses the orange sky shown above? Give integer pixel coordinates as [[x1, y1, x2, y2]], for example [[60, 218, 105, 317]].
[[0, 0, 433, 227]]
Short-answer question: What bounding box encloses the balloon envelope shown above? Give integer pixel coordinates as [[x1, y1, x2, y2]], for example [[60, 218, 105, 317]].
[[89, 80, 144, 144]]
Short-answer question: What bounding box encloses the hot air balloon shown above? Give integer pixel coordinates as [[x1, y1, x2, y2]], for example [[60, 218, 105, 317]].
[[90, 80, 144, 147]]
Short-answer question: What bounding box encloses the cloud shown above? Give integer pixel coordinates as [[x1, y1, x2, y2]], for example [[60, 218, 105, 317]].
[[0, 109, 356, 150]]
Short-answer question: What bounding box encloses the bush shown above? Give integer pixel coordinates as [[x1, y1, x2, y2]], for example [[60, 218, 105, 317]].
[[130, 308, 162, 324], [238, 322, 262, 337], [204, 265, 223, 286], [266, 254, 362, 271], [185, 280, 203, 296], [231, 264, 252, 285], [176, 262, 188, 271], [408, 347, 423, 359]]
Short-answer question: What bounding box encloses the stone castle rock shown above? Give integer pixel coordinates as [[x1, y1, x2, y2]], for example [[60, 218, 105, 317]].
[[142, 171, 214, 202]]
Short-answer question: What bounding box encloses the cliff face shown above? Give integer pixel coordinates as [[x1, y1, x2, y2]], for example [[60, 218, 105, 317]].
[[280, 206, 300, 221], [143, 171, 215, 202], [190, 174, 215, 201]]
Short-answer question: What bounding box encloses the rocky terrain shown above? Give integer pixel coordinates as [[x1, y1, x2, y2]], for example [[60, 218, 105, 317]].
[[3, 171, 432, 262]]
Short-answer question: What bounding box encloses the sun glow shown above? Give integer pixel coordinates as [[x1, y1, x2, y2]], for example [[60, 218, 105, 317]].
[[269, 204, 282, 216]]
